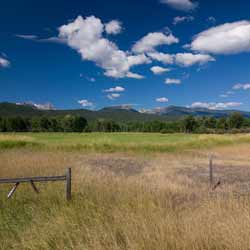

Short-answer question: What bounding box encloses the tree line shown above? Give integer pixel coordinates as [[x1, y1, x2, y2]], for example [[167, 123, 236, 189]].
[[0, 112, 250, 133], [0, 115, 88, 132]]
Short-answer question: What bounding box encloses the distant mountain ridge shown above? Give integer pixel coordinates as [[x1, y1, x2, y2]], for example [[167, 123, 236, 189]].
[[0, 102, 164, 122], [140, 105, 250, 118], [16, 102, 55, 110], [0, 102, 250, 122]]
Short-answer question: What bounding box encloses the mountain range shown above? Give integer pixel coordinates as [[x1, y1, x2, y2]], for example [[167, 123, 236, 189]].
[[0, 102, 250, 122]]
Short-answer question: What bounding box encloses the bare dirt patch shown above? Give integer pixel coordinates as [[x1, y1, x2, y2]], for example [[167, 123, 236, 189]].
[[86, 155, 148, 176]]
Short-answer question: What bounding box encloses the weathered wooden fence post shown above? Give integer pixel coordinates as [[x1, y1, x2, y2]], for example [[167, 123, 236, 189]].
[[66, 168, 72, 201], [209, 155, 213, 186], [30, 180, 39, 193], [7, 182, 19, 199]]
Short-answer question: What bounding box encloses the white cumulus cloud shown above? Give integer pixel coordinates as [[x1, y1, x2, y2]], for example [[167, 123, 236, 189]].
[[78, 99, 94, 107], [233, 83, 250, 90], [58, 16, 147, 79], [127, 54, 151, 67], [132, 32, 179, 54], [126, 72, 145, 79], [160, 0, 198, 12], [173, 15, 194, 25], [190, 102, 242, 110], [174, 53, 215, 66], [107, 93, 121, 100], [0, 57, 10, 68], [220, 91, 234, 98], [165, 78, 181, 84], [105, 20, 122, 35], [104, 86, 125, 93], [147, 52, 175, 64], [191, 20, 250, 54], [151, 66, 171, 74], [156, 97, 169, 103], [148, 52, 214, 67]]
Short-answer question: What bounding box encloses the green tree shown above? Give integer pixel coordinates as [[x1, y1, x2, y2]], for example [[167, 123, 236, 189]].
[[61, 115, 87, 132], [204, 117, 217, 129], [216, 117, 228, 131], [5, 117, 28, 132], [72, 116, 88, 132], [228, 112, 244, 129], [0, 117, 6, 132], [183, 115, 198, 133], [31, 117, 42, 132]]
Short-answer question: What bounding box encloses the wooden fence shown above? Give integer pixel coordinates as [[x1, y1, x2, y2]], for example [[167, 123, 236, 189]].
[[0, 168, 72, 201], [0, 156, 220, 202]]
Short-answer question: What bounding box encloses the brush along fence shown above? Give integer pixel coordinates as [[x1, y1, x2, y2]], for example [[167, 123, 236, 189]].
[[0, 168, 72, 201]]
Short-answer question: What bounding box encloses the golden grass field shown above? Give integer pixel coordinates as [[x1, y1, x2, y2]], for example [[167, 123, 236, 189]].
[[1, 133, 250, 249]]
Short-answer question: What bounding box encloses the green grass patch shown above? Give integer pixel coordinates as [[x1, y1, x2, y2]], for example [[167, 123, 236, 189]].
[[0, 132, 250, 153], [0, 140, 43, 150]]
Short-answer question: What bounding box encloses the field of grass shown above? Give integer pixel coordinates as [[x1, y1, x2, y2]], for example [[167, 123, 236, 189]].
[[1, 133, 250, 249], [1, 132, 250, 152]]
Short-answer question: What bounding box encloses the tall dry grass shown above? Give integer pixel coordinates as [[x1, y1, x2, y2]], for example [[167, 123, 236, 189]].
[[1, 147, 250, 249]]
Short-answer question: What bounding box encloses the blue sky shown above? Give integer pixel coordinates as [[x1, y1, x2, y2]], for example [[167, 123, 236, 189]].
[[1, 0, 250, 111]]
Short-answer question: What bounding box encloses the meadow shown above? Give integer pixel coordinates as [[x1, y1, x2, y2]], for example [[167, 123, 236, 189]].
[[1, 132, 250, 152], [1, 133, 250, 249]]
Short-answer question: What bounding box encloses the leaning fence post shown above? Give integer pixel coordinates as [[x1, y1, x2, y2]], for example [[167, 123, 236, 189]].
[[209, 155, 213, 186], [30, 180, 39, 193], [66, 168, 71, 201], [7, 182, 20, 199]]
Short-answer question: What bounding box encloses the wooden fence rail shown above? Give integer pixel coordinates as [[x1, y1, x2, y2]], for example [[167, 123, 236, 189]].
[[0, 168, 71, 201]]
